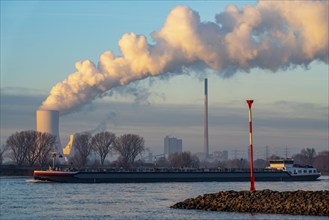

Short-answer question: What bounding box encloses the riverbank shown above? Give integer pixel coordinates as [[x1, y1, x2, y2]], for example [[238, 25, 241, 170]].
[[0, 165, 34, 176], [171, 189, 329, 216]]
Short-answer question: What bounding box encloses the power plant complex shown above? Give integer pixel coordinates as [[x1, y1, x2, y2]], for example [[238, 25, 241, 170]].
[[35, 79, 212, 161]]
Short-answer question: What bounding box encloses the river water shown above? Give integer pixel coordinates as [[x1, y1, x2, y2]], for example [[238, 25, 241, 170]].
[[0, 176, 328, 220]]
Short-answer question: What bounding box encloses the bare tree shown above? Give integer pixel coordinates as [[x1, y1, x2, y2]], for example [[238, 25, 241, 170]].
[[36, 132, 57, 167], [23, 131, 57, 167], [168, 153, 180, 168], [301, 148, 316, 165], [71, 133, 93, 168], [180, 152, 193, 167], [113, 134, 145, 168], [6, 130, 35, 166], [170, 152, 200, 168], [168, 152, 196, 168], [313, 151, 329, 174], [24, 131, 40, 166], [0, 144, 8, 165], [5, 130, 57, 167], [92, 131, 116, 166]]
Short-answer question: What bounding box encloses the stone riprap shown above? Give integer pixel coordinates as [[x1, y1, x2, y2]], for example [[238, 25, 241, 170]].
[[171, 190, 329, 216]]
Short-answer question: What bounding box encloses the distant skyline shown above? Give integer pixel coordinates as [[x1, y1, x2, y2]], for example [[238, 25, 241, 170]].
[[1, 1, 328, 157]]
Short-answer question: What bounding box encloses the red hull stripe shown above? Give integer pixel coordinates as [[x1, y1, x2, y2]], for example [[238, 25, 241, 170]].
[[34, 171, 77, 177]]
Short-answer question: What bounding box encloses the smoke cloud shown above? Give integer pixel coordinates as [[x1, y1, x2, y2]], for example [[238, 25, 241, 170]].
[[83, 112, 118, 134], [40, 1, 328, 115]]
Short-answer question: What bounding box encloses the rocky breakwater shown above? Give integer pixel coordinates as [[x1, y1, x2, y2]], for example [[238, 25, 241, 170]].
[[171, 190, 329, 216]]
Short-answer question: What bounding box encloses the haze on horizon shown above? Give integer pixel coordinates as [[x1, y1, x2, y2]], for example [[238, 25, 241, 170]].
[[1, 1, 328, 158]]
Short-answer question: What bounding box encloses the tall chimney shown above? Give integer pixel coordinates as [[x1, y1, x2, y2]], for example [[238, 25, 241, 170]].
[[36, 109, 62, 153], [204, 78, 209, 160]]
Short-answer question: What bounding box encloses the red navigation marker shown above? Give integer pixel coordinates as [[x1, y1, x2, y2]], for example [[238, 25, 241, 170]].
[[246, 100, 256, 191]]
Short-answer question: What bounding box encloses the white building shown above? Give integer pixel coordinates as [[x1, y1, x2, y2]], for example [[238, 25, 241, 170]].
[[164, 136, 182, 156]]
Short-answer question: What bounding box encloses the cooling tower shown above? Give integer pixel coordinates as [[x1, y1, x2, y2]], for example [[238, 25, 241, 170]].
[[36, 109, 62, 152]]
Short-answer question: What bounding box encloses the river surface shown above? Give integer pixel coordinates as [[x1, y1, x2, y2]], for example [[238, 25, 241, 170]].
[[0, 176, 328, 220]]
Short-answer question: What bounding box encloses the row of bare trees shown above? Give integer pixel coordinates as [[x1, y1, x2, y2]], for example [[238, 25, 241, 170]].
[[70, 132, 145, 169], [4, 130, 56, 167], [2, 130, 327, 174], [2, 130, 145, 169], [70, 132, 115, 168]]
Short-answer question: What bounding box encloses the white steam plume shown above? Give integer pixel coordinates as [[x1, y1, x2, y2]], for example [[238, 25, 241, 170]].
[[40, 1, 328, 115]]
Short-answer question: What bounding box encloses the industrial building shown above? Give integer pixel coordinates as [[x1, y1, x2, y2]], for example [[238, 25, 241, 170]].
[[164, 136, 182, 157]]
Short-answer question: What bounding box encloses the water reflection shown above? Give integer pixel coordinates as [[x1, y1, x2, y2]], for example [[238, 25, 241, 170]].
[[0, 177, 328, 220]]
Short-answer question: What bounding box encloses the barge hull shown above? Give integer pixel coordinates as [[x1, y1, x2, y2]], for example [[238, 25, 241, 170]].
[[34, 171, 320, 183]]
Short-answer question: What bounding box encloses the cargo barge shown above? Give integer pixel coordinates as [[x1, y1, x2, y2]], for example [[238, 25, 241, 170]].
[[33, 159, 320, 183]]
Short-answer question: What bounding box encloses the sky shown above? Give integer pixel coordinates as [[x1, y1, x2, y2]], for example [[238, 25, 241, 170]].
[[1, 1, 328, 159]]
